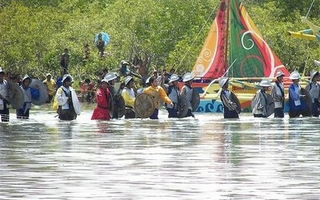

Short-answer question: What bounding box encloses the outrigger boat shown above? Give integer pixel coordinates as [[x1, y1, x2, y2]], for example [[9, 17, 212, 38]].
[[189, 0, 307, 113]]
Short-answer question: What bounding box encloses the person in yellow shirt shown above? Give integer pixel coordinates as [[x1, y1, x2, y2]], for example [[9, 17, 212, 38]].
[[121, 76, 136, 119], [43, 73, 56, 103], [143, 76, 173, 119]]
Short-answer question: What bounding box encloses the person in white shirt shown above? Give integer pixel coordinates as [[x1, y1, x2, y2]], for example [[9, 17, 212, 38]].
[[54, 74, 80, 120]]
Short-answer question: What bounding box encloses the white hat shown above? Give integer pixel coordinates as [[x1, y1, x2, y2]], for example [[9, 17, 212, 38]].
[[145, 77, 151, 84], [121, 60, 129, 65], [62, 74, 74, 83], [182, 72, 194, 82], [289, 71, 301, 80], [101, 78, 108, 83], [22, 74, 32, 82], [314, 60, 320, 67], [169, 74, 179, 83], [125, 76, 133, 86], [310, 71, 319, 81], [219, 77, 229, 88], [104, 72, 117, 82], [275, 71, 285, 78], [259, 79, 271, 87]]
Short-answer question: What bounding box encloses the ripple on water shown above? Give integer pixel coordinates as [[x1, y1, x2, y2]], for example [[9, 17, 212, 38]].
[[1, 111, 320, 199]]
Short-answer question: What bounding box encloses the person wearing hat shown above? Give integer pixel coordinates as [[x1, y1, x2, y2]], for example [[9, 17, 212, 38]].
[[105, 72, 121, 119], [91, 76, 112, 120], [43, 73, 56, 103], [53, 74, 81, 120], [143, 76, 173, 119], [288, 71, 311, 118], [219, 77, 240, 118], [137, 77, 151, 94], [305, 71, 320, 117], [270, 71, 285, 118], [119, 60, 131, 76], [166, 74, 180, 118], [121, 76, 136, 119], [252, 79, 272, 118], [0, 67, 10, 122], [180, 72, 195, 118], [16, 74, 40, 119]]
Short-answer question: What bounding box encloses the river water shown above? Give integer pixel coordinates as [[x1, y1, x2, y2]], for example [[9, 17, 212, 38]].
[[0, 108, 320, 199]]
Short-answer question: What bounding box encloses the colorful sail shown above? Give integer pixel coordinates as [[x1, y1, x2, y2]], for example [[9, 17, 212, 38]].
[[228, 0, 289, 78], [192, 0, 228, 79], [192, 0, 290, 79]]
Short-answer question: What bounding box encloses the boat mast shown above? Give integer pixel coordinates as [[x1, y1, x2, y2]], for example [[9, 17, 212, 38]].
[[224, 0, 230, 76]]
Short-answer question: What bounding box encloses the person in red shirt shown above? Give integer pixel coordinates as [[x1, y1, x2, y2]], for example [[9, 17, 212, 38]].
[[91, 77, 112, 120]]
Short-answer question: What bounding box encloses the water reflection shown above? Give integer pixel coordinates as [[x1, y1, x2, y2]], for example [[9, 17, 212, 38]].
[[0, 111, 320, 199]]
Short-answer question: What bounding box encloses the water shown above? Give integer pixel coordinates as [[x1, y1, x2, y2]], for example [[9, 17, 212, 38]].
[[1, 109, 320, 199]]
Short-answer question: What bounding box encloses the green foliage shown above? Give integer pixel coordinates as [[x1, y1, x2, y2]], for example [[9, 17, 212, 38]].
[[0, 0, 319, 80]]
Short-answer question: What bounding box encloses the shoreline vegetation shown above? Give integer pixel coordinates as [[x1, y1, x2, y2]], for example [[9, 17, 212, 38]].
[[0, 0, 318, 84]]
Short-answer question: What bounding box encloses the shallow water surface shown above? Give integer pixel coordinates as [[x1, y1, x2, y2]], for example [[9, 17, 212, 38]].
[[0, 110, 320, 199]]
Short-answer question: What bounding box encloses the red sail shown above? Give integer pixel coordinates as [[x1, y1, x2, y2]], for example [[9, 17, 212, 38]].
[[192, 0, 228, 79]]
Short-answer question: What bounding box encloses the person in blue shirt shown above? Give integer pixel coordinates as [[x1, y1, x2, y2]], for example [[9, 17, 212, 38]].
[[288, 71, 311, 118]]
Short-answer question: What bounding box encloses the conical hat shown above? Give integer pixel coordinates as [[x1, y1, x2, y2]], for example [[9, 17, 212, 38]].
[[7, 81, 24, 109], [30, 79, 48, 105]]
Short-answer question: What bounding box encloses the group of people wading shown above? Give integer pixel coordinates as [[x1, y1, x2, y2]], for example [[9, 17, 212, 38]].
[[219, 70, 319, 119], [91, 71, 198, 120]]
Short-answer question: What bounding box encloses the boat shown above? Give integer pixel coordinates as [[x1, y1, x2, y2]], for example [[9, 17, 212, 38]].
[[189, 0, 293, 112], [288, 17, 320, 41]]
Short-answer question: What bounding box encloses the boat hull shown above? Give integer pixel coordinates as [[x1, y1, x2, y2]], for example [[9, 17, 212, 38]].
[[196, 96, 290, 113]]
